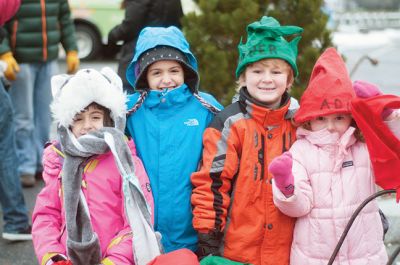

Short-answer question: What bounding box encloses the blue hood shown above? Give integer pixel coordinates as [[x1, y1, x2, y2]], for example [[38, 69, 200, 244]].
[[126, 26, 198, 91]]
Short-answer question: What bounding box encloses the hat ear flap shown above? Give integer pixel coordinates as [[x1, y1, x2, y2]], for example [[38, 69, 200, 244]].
[[51, 74, 71, 98], [100, 66, 123, 92], [290, 36, 302, 57]]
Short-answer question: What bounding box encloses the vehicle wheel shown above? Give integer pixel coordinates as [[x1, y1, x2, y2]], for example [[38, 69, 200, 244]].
[[75, 24, 102, 60]]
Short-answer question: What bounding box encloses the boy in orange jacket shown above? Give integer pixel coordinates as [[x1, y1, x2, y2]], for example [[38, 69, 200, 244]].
[[191, 16, 303, 265]]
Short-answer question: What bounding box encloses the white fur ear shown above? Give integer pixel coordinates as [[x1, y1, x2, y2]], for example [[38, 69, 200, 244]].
[[51, 74, 71, 98], [100, 67, 123, 92]]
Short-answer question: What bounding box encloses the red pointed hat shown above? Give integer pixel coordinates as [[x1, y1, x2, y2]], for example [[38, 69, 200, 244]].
[[294, 47, 355, 123]]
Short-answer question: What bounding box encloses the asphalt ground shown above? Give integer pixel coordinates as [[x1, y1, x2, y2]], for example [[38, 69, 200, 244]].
[[0, 181, 43, 265]]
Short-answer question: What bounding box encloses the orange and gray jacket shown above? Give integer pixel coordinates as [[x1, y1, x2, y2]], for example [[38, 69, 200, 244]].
[[0, 0, 77, 62], [191, 88, 297, 265]]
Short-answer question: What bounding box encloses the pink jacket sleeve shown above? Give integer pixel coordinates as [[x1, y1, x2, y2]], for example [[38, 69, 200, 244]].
[[33, 142, 66, 265], [102, 220, 134, 265], [103, 177, 135, 265], [32, 175, 66, 265], [273, 146, 314, 218]]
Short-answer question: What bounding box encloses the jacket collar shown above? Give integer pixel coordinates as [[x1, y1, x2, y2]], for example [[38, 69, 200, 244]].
[[297, 126, 357, 172], [239, 87, 292, 129], [144, 84, 192, 110], [296, 126, 356, 148]]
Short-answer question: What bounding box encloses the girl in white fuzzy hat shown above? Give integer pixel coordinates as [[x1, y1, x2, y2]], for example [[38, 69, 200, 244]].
[[31, 68, 162, 265]]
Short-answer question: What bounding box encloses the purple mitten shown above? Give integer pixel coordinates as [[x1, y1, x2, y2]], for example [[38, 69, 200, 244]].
[[269, 152, 294, 197], [353, 80, 393, 119]]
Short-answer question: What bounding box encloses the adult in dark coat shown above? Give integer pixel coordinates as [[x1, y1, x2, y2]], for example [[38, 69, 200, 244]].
[[108, 0, 183, 93], [0, 0, 32, 241], [0, 0, 79, 188]]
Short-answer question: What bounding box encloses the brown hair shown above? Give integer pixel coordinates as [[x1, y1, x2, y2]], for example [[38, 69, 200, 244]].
[[351, 119, 365, 142], [84, 102, 114, 127]]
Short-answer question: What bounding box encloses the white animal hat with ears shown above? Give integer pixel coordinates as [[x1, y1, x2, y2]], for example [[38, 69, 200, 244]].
[[50, 67, 127, 131]]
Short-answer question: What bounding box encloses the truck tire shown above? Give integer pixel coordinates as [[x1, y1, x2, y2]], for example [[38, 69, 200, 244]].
[[75, 23, 102, 60]]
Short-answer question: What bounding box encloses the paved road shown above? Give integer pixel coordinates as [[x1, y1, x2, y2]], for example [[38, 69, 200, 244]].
[[0, 181, 43, 265]]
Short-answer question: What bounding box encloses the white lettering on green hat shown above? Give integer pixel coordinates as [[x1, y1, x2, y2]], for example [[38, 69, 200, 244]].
[[236, 16, 303, 78]]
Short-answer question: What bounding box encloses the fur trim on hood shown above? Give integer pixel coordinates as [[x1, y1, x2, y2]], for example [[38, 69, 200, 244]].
[[51, 67, 127, 131]]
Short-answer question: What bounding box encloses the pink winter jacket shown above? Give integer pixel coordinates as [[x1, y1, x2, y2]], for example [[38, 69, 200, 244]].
[[273, 127, 388, 265], [32, 139, 154, 265]]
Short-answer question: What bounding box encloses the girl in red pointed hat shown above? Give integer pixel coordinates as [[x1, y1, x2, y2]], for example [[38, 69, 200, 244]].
[[268, 47, 400, 264]]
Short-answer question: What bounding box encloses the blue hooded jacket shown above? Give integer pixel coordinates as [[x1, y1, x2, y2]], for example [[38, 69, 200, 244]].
[[125, 26, 223, 252]]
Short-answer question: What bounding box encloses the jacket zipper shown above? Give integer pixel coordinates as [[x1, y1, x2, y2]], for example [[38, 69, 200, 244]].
[[11, 20, 18, 52], [258, 134, 265, 180], [40, 0, 48, 60]]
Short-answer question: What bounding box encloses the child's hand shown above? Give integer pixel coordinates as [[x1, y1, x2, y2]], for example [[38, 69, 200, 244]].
[[353, 80, 393, 119], [269, 152, 295, 198]]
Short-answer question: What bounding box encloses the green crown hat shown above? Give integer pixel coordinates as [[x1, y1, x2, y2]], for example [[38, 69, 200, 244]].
[[236, 16, 303, 78]]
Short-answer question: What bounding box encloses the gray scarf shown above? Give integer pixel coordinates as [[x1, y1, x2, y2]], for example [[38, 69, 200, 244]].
[[59, 126, 161, 265]]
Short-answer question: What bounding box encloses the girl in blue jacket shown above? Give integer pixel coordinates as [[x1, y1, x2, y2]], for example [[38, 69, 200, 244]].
[[125, 26, 222, 253]]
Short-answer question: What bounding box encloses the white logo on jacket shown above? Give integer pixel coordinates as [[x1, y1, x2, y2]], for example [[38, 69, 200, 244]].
[[184, 118, 199, 126]]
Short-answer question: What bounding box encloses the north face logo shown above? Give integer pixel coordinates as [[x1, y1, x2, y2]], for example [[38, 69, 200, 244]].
[[184, 119, 199, 126]]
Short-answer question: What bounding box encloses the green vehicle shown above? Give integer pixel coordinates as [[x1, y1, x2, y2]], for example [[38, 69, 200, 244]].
[[70, 0, 124, 60]]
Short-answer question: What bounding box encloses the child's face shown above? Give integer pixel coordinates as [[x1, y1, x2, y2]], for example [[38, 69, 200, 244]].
[[146, 60, 184, 91], [71, 105, 105, 138], [309, 113, 352, 136], [241, 59, 293, 109]]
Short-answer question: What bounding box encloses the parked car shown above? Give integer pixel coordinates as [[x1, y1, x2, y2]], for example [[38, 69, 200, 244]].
[[69, 0, 124, 60]]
